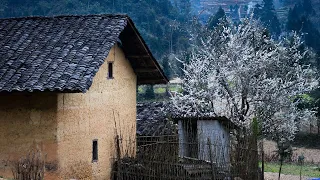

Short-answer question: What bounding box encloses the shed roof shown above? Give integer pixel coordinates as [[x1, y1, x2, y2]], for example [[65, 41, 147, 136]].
[[171, 116, 238, 130], [137, 102, 177, 136], [0, 14, 168, 93]]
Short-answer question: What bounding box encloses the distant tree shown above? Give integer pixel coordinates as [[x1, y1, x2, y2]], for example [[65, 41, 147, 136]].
[[253, 0, 281, 36], [286, 0, 320, 136], [0, 0, 191, 61], [208, 7, 226, 29], [0, 0, 8, 16], [229, 4, 240, 22], [162, 56, 171, 80], [302, 0, 315, 16], [315, 93, 320, 134], [178, 0, 192, 22], [301, 18, 320, 53], [286, 5, 301, 31], [286, 0, 320, 54], [145, 85, 155, 100]]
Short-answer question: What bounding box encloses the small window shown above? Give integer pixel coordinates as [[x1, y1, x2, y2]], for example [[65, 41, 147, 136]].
[[92, 140, 98, 162], [108, 62, 113, 79]]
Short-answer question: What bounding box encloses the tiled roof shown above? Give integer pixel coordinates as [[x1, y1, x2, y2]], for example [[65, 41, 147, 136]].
[[0, 14, 168, 93], [137, 102, 177, 136]]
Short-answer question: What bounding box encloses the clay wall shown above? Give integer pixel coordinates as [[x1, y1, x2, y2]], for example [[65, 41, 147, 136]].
[[56, 44, 137, 179], [0, 44, 137, 180], [0, 92, 58, 178]]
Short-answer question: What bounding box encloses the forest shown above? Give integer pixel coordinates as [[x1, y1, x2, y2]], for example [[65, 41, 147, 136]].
[[1, 0, 320, 78], [0, 0, 192, 69]]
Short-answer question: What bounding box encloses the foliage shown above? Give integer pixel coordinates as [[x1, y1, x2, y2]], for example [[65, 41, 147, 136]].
[[0, 0, 193, 61], [171, 18, 318, 143], [286, 0, 320, 133], [253, 0, 281, 36], [161, 56, 171, 80], [277, 141, 293, 177], [292, 133, 320, 148], [208, 6, 226, 29], [286, 0, 320, 54], [144, 85, 155, 100], [229, 4, 240, 22]]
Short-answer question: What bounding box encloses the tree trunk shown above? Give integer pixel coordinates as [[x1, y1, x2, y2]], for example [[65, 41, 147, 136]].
[[261, 140, 265, 180], [300, 163, 302, 180], [207, 138, 216, 180], [278, 158, 283, 180], [317, 118, 320, 135], [249, 131, 259, 180]]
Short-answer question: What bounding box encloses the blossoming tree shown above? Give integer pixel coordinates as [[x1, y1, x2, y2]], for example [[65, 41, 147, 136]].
[[171, 18, 318, 143]]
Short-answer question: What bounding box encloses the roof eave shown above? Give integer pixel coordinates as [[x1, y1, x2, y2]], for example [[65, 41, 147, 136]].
[[125, 18, 169, 85]]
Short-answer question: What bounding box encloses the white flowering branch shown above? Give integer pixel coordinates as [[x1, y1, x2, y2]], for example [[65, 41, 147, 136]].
[[171, 18, 318, 142]]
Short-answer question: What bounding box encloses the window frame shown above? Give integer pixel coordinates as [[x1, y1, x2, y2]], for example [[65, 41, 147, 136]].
[[107, 62, 114, 79], [92, 139, 98, 162]]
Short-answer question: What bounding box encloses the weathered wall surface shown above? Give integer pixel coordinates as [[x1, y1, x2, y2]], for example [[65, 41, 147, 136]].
[[0, 92, 59, 178], [197, 120, 230, 164], [178, 120, 230, 164], [56, 44, 137, 180], [0, 44, 137, 179], [178, 120, 188, 157]]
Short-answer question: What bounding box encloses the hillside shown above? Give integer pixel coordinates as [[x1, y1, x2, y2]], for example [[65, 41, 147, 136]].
[[0, 0, 192, 61], [1, 0, 320, 80], [191, 0, 320, 31]]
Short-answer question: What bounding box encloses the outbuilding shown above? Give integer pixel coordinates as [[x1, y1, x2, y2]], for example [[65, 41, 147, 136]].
[[174, 116, 235, 167]]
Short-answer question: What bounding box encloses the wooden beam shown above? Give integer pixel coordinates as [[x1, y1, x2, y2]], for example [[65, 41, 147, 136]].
[[135, 68, 158, 73], [127, 55, 150, 59], [127, 20, 168, 83], [138, 79, 167, 84]]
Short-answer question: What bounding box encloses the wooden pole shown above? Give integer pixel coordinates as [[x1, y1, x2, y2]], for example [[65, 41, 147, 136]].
[[262, 148, 265, 180], [208, 138, 216, 180]]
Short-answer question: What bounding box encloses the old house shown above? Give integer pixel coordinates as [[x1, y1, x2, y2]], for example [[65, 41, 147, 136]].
[[0, 14, 167, 179]]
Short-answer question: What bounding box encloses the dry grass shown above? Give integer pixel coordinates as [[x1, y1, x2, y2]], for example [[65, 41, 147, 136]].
[[60, 161, 92, 180], [263, 140, 320, 164], [11, 149, 45, 180]]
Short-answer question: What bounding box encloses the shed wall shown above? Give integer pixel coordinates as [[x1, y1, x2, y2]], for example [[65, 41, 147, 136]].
[[178, 120, 187, 157], [178, 120, 230, 165], [198, 120, 230, 164]]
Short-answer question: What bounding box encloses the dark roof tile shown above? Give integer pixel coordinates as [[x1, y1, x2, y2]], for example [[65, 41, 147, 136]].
[[0, 15, 126, 92], [0, 14, 168, 92]]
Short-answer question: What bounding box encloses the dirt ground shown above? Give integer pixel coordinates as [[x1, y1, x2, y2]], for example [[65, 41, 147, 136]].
[[264, 172, 314, 180], [263, 140, 320, 163]]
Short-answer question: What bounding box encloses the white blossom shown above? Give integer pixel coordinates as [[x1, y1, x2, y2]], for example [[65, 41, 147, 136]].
[[171, 18, 318, 142]]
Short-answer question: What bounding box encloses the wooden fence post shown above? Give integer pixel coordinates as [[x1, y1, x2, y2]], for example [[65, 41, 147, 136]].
[[208, 138, 216, 180]]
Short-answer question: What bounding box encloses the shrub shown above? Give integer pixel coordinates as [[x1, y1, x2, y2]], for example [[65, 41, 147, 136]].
[[11, 149, 45, 180]]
